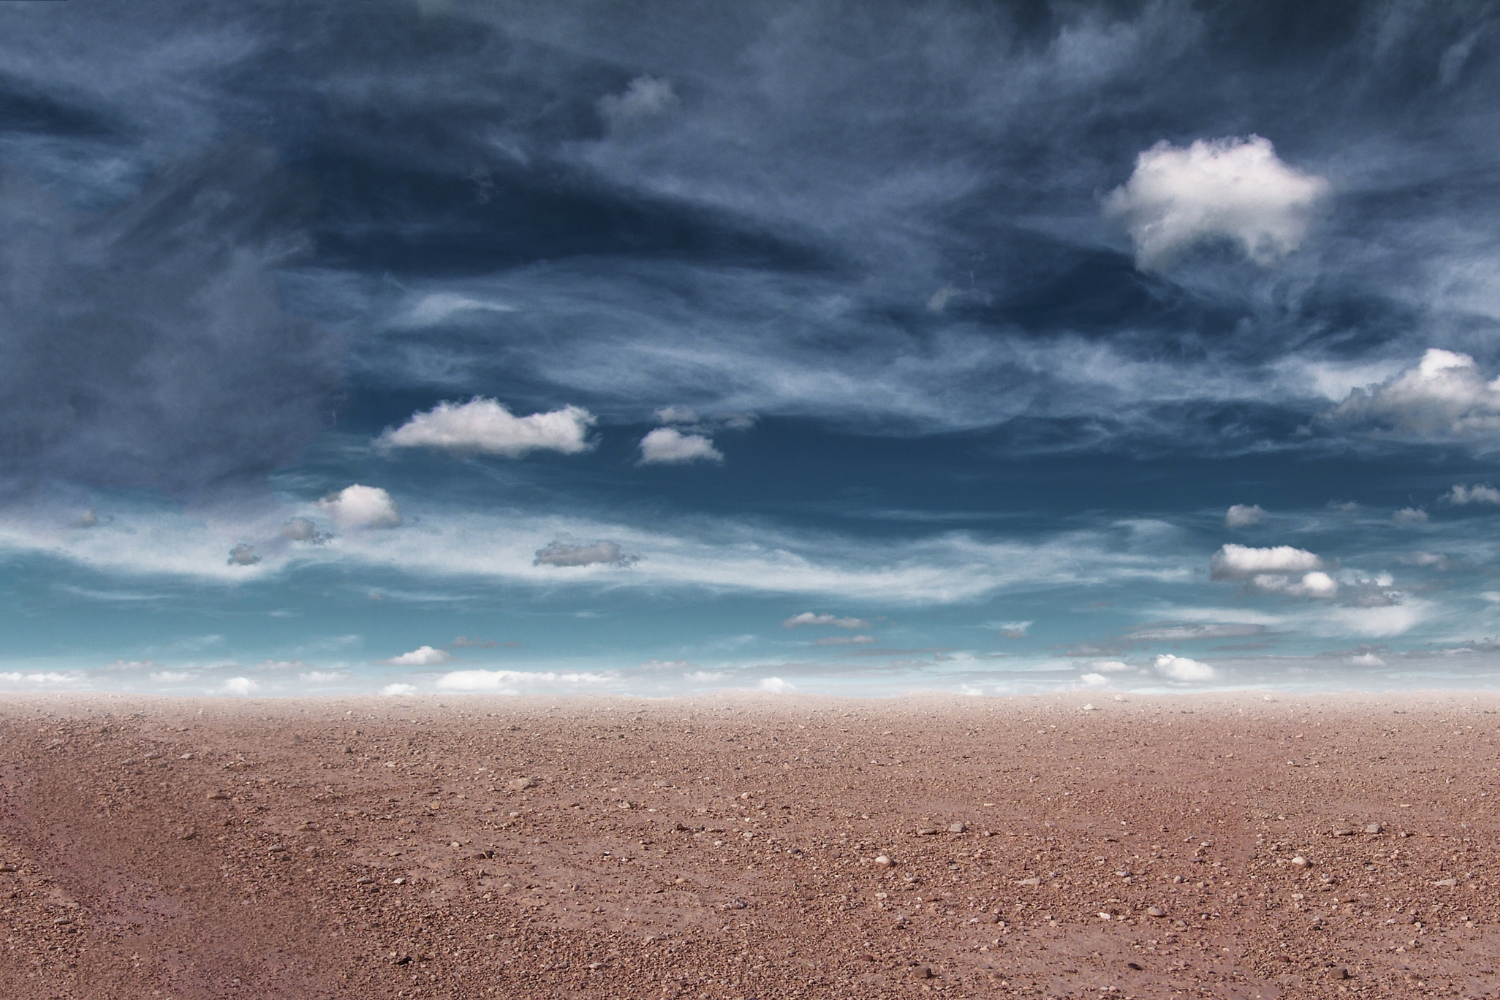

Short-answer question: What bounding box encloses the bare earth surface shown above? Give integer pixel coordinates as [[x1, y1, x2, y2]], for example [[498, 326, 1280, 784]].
[[1, 693, 1498, 999]]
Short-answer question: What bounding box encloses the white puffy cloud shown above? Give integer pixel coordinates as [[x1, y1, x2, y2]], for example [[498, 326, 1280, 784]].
[[298, 671, 348, 684], [599, 75, 678, 129], [638, 427, 723, 464], [1103, 135, 1328, 271], [1392, 507, 1428, 525], [533, 540, 638, 568], [783, 612, 870, 629], [1209, 544, 1324, 579], [380, 683, 416, 696], [757, 676, 795, 693], [1444, 484, 1500, 505], [991, 620, 1030, 638], [1320, 350, 1500, 439], [1224, 503, 1266, 528], [221, 676, 258, 695], [1079, 672, 1109, 687], [1153, 654, 1215, 682], [1209, 545, 1338, 599], [0, 671, 80, 685], [315, 484, 402, 528], [377, 398, 595, 457], [1087, 660, 1132, 672], [380, 646, 452, 667]]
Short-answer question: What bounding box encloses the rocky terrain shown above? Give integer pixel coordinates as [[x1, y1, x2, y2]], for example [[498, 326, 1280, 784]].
[[1, 692, 1497, 998]]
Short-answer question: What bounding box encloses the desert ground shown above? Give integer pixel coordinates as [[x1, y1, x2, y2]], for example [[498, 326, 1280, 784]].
[[1, 692, 1497, 999]]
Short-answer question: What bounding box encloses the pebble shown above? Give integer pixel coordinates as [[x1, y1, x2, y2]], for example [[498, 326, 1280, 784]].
[[267, 844, 285, 853], [0, 864, 17, 873], [1290, 856, 1308, 868], [507, 777, 536, 791], [948, 822, 966, 833], [1433, 878, 1458, 887], [874, 855, 893, 867], [1147, 906, 1167, 918], [912, 965, 933, 979], [1017, 877, 1041, 886], [206, 791, 228, 800], [917, 828, 938, 836], [1365, 823, 1382, 834], [1081, 704, 1096, 712]]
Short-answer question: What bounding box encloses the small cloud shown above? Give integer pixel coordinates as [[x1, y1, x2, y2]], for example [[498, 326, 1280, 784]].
[[653, 405, 700, 425], [990, 620, 1030, 639], [379, 646, 452, 667], [1103, 135, 1328, 271], [638, 427, 723, 464], [813, 635, 877, 646], [533, 540, 638, 568], [684, 670, 730, 684], [782, 612, 870, 629], [315, 485, 402, 528], [1126, 623, 1267, 642], [757, 676, 795, 693], [599, 75, 678, 129], [1153, 654, 1215, 682], [280, 517, 331, 543], [1443, 484, 1500, 506], [72, 508, 99, 528], [376, 398, 595, 457], [105, 659, 165, 672], [400, 292, 514, 328], [221, 676, 258, 695], [926, 284, 960, 313], [1327, 500, 1359, 513], [1079, 672, 1110, 687], [380, 683, 416, 696], [1318, 349, 1500, 440], [1393, 507, 1428, 525], [1210, 544, 1325, 579], [148, 670, 197, 683], [1225, 503, 1266, 528], [451, 635, 498, 648], [1398, 551, 1448, 569], [1087, 660, 1132, 672], [641, 658, 696, 672], [298, 670, 349, 684], [253, 659, 314, 672], [227, 543, 261, 566], [1344, 652, 1386, 667]]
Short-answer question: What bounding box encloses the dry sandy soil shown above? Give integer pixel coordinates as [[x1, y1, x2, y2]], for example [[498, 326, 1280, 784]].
[[1, 692, 1498, 999]]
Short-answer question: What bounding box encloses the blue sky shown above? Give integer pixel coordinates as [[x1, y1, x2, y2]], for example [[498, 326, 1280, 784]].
[[3, 0, 1500, 697]]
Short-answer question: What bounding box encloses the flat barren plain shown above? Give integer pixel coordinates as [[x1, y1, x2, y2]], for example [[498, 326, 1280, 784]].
[[1, 693, 1498, 999]]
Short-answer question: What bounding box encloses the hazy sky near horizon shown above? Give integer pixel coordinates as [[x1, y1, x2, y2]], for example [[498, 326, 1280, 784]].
[[3, 0, 1500, 697]]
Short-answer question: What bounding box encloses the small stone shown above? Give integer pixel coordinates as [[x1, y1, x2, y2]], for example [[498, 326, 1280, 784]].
[[1333, 828, 1353, 837], [392, 877, 405, 885], [917, 828, 938, 836], [1127, 961, 1143, 970], [0, 864, 15, 873], [354, 876, 374, 885], [1098, 911, 1112, 921], [1081, 703, 1096, 712], [1147, 906, 1167, 918], [1329, 967, 1350, 981], [507, 777, 536, 791], [1017, 877, 1041, 886], [206, 791, 228, 800], [179, 829, 196, 841], [1365, 823, 1382, 834], [1290, 856, 1308, 868], [948, 822, 966, 834], [267, 844, 285, 853], [618, 801, 633, 810], [52, 916, 72, 925], [874, 855, 893, 867], [912, 965, 933, 979], [1433, 878, 1458, 887]]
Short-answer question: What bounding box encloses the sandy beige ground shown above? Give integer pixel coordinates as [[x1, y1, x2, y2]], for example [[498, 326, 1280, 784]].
[[1, 693, 1498, 999]]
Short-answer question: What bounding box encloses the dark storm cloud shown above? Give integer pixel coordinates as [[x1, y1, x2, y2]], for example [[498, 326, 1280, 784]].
[[0, 140, 343, 499]]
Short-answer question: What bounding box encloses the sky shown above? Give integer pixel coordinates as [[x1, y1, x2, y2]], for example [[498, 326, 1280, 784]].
[[2, 0, 1500, 698]]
